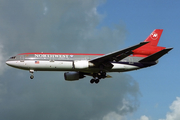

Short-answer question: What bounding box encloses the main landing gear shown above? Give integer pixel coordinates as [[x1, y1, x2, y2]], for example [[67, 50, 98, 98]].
[[29, 70, 34, 79], [90, 78, 100, 84], [90, 71, 106, 84]]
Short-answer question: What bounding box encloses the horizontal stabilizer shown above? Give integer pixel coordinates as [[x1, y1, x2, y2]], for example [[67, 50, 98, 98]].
[[139, 48, 173, 62]]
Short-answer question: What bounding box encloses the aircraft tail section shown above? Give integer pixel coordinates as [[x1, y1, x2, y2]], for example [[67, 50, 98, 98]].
[[133, 29, 166, 57], [144, 29, 163, 46], [139, 48, 173, 62]]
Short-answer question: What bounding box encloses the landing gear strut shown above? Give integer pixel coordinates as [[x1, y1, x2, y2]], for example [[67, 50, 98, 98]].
[[29, 70, 34, 79]]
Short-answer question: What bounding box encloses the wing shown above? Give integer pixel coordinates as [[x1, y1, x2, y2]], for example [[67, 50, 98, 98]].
[[89, 42, 149, 68]]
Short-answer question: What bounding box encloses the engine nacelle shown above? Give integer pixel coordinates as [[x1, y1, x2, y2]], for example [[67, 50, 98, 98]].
[[64, 72, 85, 81], [74, 60, 91, 69]]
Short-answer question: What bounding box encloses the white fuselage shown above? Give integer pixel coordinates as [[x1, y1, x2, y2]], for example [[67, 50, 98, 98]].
[[6, 59, 139, 72], [6, 53, 150, 73]]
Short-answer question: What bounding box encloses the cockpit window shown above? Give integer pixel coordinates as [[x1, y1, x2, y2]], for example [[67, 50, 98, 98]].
[[10, 56, 16, 59]]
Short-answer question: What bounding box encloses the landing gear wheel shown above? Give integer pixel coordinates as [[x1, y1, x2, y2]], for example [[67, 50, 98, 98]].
[[90, 79, 95, 84], [30, 75, 34, 79], [98, 71, 106, 79], [101, 72, 106, 78], [98, 75, 102, 79], [90, 78, 100, 84], [95, 79, 99, 84]]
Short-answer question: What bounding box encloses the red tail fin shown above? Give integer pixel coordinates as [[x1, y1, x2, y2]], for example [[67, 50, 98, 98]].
[[133, 29, 166, 57], [144, 29, 163, 46]]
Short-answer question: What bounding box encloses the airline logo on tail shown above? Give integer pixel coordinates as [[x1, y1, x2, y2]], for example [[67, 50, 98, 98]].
[[150, 32, 158, 40]]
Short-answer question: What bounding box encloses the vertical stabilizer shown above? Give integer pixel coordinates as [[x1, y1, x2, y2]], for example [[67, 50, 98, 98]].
[[144, 29, 163, 46], [133, 29, 165, 57]]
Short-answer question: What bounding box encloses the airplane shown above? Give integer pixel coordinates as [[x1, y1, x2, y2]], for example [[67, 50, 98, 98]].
[[6, 29, 172, 84]]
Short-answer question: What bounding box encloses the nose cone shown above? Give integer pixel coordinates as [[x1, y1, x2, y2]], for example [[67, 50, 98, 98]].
[[6, 60, 18, 68], [6, 60, 15, 67], [6, 60, 11, 66]]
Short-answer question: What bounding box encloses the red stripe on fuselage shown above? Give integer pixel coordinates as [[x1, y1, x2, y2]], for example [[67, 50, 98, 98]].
[[18, 53, 104, 56]]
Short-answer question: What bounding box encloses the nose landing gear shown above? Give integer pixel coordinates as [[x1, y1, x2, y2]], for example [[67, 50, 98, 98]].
[[29, 70, 34, 79], [30, 75, 34, 79]]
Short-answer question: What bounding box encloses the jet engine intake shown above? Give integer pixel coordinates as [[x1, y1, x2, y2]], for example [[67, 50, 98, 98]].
[[64, 72, 85, 81]]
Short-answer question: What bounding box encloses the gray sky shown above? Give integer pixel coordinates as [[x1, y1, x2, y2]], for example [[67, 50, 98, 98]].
[[0, 0, 140, 120]]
